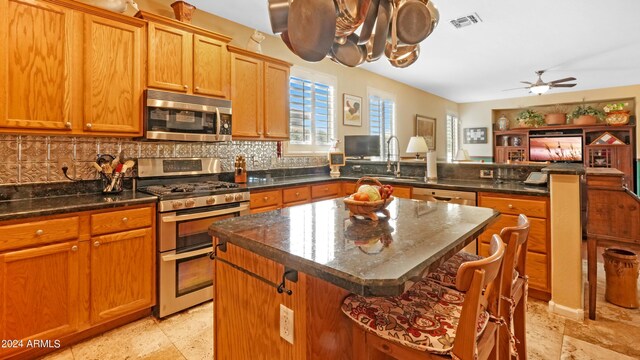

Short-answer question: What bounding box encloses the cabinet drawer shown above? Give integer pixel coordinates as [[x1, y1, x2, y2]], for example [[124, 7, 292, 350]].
[[479, 194, 547, 218], [478, 214, 548, 254], [478, 243, 549, 291], [342, 182, 357, 196], [282, 186, 310, 204], [392, 186, 412, 199], [311, 183, 340, 199], [250, 190, 282, 209], [91, 207, 153, 236], [0, 216, 80, 252]]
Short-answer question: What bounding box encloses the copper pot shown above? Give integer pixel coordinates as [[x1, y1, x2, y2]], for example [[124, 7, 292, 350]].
[[335, 0, 372, 38]]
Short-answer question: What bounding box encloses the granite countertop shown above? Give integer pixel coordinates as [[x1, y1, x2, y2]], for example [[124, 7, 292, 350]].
[[0, 191, 158, 221], [246, 174, 549, 196], [209, 198, 499, 296]]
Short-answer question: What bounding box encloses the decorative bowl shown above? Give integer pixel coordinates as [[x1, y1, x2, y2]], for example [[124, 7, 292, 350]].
[[605, 111, 630, 126], [343, 177, 394, 221]]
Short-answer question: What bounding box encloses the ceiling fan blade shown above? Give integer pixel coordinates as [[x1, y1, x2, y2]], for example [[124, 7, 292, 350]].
[[502, 87, 530, 91], [549, 77, 576, 84], [520, 81, 532, 85], [551, 83, 577, 88]]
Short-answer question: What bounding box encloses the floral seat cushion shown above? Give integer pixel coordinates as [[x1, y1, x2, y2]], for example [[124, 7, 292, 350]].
[[342, 278, 489, 355], [427, 251, 519, 289]]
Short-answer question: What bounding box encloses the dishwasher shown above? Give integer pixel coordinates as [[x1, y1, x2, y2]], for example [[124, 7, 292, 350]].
[[412, 188, 478, 254]]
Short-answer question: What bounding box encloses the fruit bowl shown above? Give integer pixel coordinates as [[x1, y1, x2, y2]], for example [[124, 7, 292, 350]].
[[343, 177, 394, 221]]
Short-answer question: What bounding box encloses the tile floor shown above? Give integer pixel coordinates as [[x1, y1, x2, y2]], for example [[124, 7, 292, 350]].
[[42, 262, 639, 360]]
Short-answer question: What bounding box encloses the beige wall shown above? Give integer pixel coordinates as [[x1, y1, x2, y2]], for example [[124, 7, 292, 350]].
[[458, 85, 640, 157], [113, 0, 459, 159]]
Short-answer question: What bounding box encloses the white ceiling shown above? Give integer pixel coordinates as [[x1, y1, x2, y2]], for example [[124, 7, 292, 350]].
[[189, 0, 640, 103]]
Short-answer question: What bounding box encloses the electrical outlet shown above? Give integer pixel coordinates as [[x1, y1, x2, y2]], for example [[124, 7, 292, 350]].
[[279, 304, 294, 344], [479, 169, 494, 179]]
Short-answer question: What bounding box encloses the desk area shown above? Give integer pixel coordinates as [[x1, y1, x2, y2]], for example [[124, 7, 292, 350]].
[[208, 198, 498, 359]]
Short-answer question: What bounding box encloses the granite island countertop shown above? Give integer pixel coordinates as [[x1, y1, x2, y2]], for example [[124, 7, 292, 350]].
[[0, 191, 158, 221], [245, 174, 549, 196], [209, 198, 499, 296]]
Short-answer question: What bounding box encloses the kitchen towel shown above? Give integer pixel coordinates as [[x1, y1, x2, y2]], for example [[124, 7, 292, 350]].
[[427, 151, 437, 180]]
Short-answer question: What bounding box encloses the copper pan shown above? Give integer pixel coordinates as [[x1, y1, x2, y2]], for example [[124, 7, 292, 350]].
[[357, 0, 379, 45], [335, 0, 372, 38], [268, 0, 290, 34], [392, 0, 439, 45], [288, 0, 337, 62], [331, 33, 367, 67], [365, 0, 391, 62]]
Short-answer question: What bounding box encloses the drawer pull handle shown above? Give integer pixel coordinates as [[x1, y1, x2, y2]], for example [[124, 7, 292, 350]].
[[122, 217, 128, 223], [35, 229, 44, 236], [295, 192, 300, 197], [71, 245, 78, 252], [94, 241, 100, 247], [264, 196, 269, 201], [508, 204, 513, 209], [324, 187, 329, 191]]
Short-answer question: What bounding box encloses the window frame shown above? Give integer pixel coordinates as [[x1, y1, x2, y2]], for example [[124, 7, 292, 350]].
[[367, 87, 397, 158], [285, 67, 338, 156], [446, 113, 460, 161]]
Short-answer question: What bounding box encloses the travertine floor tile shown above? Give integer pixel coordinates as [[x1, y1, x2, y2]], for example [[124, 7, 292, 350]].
[[157, 301, 213, 360], [560, 335, 637, 360], [70, 318, 185, 360], [526, 298, 565, 360]]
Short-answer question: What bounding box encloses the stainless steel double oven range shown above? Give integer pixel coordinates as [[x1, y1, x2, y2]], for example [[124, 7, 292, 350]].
[[137, 158, 250, 318]]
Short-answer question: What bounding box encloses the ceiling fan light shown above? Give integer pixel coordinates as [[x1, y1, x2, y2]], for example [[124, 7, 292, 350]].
[[530, 84, 550, 95]]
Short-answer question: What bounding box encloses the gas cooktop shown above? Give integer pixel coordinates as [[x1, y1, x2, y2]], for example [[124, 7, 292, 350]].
[[142, 181, 239, 196]]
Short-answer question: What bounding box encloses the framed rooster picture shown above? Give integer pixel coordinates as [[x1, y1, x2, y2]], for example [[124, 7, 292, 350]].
[[343, 94, 362, 126]]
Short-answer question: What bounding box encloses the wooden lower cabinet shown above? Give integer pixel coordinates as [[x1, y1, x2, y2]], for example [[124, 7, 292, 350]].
[[250, 182, 345, 213], [477, 192, 551, 300], [0, 204, 155, 358], [90, 228, 154, 324], [0, 241, 80, 358]]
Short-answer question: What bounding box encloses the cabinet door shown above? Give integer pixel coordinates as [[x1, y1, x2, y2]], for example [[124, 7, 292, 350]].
[[263, 61, 290, 139], [0, 0, 79, 131], [148, 22, 192, 92], [90, 228, 153, 324], [613, 146, 633, 189], [193, 34, 228, 98], [83, 15, 143, 135], [0, 241, 80, 356], [231, 53, 263, 137]]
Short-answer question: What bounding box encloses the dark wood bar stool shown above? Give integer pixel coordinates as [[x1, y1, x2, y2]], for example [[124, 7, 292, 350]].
[[342, 235, 506, 360], [427, 214, 531, 359]]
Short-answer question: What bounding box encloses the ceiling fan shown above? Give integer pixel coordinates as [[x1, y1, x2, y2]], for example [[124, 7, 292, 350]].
[[506, 70, 577, 95]]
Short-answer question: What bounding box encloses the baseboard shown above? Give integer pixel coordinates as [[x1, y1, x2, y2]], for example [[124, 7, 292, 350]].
[[548, 300, 584, 320]]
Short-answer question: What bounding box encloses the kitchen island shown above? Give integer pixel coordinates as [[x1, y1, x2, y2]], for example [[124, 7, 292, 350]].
[[208, 198, 499, 359]]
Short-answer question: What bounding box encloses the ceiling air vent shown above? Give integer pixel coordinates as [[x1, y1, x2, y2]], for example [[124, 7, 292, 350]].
[[449, 13, 482, 29]]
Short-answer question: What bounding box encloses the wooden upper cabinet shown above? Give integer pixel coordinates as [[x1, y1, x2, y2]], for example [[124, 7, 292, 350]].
[[231, 52, 264, 138], [0, 241, 80, 356], [0, 0, 80, 132], [228, 46, 291, 140], [83, 15, 143, 135], [264, 62, 290, 139], [193, 34, 229, 98], [147, 22, 192, 93], [90, 227, 154, 324]]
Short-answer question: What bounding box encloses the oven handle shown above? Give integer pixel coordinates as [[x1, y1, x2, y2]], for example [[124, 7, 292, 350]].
[[161, 203, 250, 223], [162, 247, 213, 262]]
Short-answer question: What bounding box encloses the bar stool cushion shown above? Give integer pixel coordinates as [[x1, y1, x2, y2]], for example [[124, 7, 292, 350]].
[[427, 251, 519, 288], [342, 278, 489, 355]]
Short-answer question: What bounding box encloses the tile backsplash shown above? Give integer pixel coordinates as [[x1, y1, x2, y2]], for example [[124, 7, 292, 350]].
[[0, 135, 328, 185]]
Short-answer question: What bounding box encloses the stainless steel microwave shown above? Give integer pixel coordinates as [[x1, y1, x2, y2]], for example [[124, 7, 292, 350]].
[[144, 90, 232, 142]]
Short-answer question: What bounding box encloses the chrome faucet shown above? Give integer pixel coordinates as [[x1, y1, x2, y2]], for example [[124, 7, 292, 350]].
[[386, 136, 401, 177]]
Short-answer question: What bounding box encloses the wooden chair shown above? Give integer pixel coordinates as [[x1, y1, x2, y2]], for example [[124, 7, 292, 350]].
[[342, 235, 506, 360], [427, 214, 531, 360]]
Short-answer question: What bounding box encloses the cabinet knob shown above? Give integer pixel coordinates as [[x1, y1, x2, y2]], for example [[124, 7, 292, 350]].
[[263, 196, 268, 201], [122, 217, 128, 223], [65, 121, 72, 129], [508, 204, 513, 209], [86, 123, 92, 129], [94, 241, 100, 247], [295, 192, 300, 197], [71, 245, 78, 252], [195, 86, 200, 91], [183, 85, 189, 90], [257, 131, 262, 135], [35, 229, 44, 236]]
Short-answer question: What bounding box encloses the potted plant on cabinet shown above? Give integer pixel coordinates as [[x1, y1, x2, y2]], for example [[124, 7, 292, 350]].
[[568, 105, 605, 126], [544, 104, 569, 125], [516, 109, 544, 128]]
